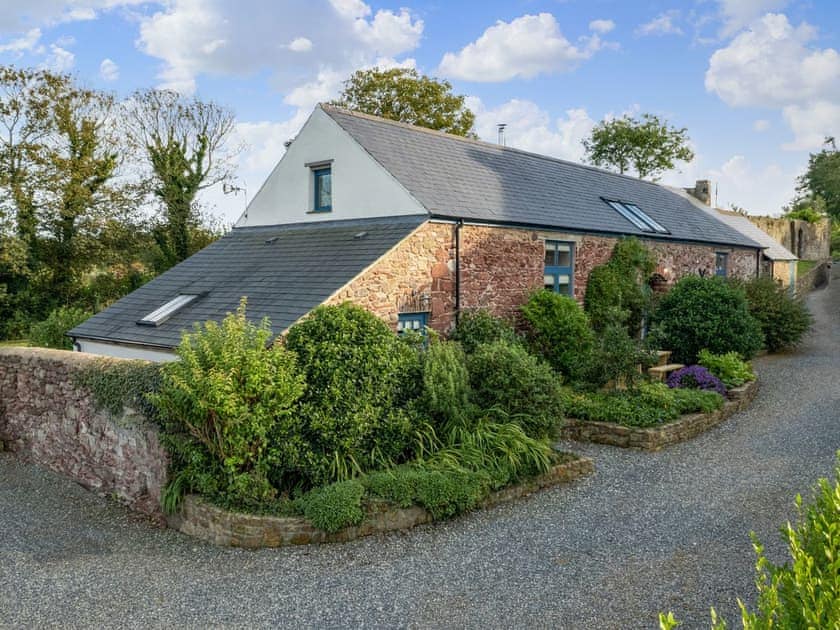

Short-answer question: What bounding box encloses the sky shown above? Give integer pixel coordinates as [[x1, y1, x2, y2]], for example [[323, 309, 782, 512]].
[[1, 0, 839, 224]]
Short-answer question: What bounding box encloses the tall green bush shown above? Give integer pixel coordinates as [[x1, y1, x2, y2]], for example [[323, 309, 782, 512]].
[[450, 309, 519, 354], [652, 276, 764, 363], [284, 303, 422, 486], [584, 238, 657, 334], [467, 340, 564, 438], [520, 290, 594, 381], [421, 340, 472, 428], [150, 301, 306, 511], [28, 306, 91, 349], [740, 277, 812, 352], [583, 323, 656, 389]]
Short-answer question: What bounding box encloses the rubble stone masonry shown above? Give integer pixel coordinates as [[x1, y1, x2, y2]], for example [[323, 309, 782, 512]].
[[325, 220, 759, 333], [0, 347, 167, 521]]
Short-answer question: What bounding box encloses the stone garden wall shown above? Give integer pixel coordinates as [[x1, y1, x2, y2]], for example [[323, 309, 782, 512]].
[[0, 347, 167, 521]]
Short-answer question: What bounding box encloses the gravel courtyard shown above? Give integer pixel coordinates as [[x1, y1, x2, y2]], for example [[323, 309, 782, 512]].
[[2, 268, 838, 630]]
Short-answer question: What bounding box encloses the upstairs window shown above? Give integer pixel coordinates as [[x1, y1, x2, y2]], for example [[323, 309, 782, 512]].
[[544, 240, 574, 296], [137, 294, 198, 327], [715, 252, 729, 277], [313, 167, 332, 212], [604, 199, 669, 234]]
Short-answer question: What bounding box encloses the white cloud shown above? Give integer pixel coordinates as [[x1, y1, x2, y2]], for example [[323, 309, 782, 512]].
[[42, 43, 74, 72], [467, 96, 595, 162], [589, 19, 615, 35], [753, 119, 770, 132], [706, 13, 840, 149], [717, 0, 788, 37], [287, 37, 313, 53], [0, 1, 146, 34], [137, 0, 423, 94], [636, 11, 683, 37], [438, 13, 606, 82], [0, 28, 41, 53], [99, 57, 119, 81], [782, 102, 840, 151]]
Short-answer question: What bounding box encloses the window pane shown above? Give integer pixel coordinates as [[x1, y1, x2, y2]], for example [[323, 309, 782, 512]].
[[315, 169, 332, 210], [544, 274, 555, 291], [608, 200, 651, 232], [544, 244, 555, 266], [556, 244, 571, 267], [557, 274, 571, 295]]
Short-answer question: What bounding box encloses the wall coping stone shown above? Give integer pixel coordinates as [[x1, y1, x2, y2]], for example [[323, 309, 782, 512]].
[[167, 456, 595, 548], [560, 379, 758, 451]]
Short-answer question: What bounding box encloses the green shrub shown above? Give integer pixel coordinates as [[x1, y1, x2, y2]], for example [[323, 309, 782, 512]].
[[467, 340, 564, 438], [450, 309, 519, 354], [284, 303, 423, 486], [584, 237, 657, 334], [583, 323, 656, 389], [296, 479, 365, 533], [661, 454, 840, 629], [561, 382, 723, 428], [740, 277, 812, 353], [652, 276, 764, 363], [28, 306, 91, 350], [422, 340, 472, 427], [520, 290, 594, 381], [364, 465, 489, 519], [150, 300, 306, 511], [698, 349, 755, 388]]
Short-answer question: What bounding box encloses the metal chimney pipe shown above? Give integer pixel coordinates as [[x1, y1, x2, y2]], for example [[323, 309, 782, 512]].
[[497, 123, 507, 146]]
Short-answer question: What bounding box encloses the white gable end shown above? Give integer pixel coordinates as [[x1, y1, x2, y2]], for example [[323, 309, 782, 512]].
[[237, 107, 427, 227]]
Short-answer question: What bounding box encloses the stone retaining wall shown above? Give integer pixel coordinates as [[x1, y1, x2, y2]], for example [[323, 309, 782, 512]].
[[560, 380, 758, 451], [0, 347, 168, 521], [795, 261, 831, 296], [167, 456, 595, 548]]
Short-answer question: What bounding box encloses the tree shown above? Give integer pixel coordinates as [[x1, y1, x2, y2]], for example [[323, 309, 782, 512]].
[[124, 90, 238, 269], [798, 137, 840, 221], [332, 67, 475, 137], [582, 113, 694, 181]]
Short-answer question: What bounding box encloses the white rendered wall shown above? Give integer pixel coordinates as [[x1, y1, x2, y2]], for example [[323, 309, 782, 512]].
[[236, 107, 426, 227], [77, 340, 177, 363]]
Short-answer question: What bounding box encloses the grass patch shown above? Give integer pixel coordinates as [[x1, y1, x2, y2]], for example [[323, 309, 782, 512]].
[[0, 339, 30, 347], [797, 259, 816, 277]]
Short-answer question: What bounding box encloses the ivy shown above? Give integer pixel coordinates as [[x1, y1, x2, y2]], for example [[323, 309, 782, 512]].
[[74, 358, 163, 420]]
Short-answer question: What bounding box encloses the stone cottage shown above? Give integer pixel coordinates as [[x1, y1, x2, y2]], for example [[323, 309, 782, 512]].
[[70, 105, 763, 361]]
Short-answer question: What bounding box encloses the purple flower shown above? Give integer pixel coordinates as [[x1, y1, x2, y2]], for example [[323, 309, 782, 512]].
[[666, 365, 727, 395]]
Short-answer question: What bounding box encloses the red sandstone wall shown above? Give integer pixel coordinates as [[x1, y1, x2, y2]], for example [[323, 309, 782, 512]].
[[0, 347, 168, 521], [325, 220, 759, 333]]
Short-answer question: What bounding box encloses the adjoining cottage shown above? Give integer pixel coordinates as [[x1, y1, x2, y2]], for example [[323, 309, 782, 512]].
[[70, 104, 764, 361]]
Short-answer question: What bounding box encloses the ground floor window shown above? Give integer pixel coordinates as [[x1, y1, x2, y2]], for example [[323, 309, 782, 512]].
[[715, 252, 729, 277], [544, 240, 574, 296], [397, 312, 427, 334]]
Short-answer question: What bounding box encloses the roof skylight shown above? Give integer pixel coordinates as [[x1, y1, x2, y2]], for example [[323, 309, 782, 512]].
[[605, 200, 669, 234], [137, 294, 198, 327]]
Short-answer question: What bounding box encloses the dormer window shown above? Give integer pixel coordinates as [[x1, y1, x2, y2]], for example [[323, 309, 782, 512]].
[[313, 166, 332, 212]]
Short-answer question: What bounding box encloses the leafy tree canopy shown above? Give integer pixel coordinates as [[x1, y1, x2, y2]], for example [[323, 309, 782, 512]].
[[331, 67, 475, 137], [582, 113, 695, 181], [798, 137, 840, 221]]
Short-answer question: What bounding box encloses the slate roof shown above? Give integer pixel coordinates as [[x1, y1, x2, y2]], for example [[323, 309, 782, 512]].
[[323, 105, 761, 249], [69, 215, 426, 348]]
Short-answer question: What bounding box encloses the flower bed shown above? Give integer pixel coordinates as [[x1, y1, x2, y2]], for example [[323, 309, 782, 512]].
[[560, 379, 758, 450], [167, 455, 594, 548]]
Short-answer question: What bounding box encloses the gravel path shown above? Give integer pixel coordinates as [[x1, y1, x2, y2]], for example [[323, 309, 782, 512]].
[[2, 270, 839, 630]]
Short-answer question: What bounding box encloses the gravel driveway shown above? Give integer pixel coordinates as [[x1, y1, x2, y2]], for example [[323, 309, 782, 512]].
[[2, 269, 839, 630]]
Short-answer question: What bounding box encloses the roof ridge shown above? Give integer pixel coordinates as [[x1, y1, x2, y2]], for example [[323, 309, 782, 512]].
[[319, 103, 669, 190]]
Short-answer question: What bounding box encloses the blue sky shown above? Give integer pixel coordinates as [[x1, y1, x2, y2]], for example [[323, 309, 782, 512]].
[[1, 0, 839, 223]]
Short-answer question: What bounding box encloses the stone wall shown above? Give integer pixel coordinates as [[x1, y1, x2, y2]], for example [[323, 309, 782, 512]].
[[326, 220, 760, 334], [747, 216, 831, 261], [0, 347, 167, 521], [795, 260, 831, 296]]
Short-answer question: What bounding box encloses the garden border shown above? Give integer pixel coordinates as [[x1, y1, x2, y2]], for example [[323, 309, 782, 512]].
[[166, 456, 595, 548], [559, 380, 758, 451]]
